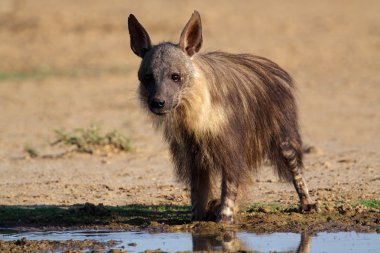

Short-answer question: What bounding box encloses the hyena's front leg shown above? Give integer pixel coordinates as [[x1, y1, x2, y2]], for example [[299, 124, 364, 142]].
[[216, 171, 238, 223], [191, 172, 211, 221]]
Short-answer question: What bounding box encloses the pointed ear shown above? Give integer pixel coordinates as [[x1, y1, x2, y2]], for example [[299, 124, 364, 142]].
[[128, 14, 152, 58], [179, 11, 202, 57]]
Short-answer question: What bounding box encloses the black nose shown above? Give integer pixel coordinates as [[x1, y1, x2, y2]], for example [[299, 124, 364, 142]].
[[151, 98, 165, 109]]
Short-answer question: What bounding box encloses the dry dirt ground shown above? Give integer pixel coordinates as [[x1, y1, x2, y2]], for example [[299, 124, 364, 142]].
[[0, 0, 379, 210]]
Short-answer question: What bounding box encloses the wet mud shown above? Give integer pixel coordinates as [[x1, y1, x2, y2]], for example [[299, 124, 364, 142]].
[[1, 202, 379, 233], [0, 237, 118, 253]]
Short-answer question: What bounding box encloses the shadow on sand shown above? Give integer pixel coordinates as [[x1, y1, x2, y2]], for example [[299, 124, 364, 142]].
[[0, 203, 191, 228]]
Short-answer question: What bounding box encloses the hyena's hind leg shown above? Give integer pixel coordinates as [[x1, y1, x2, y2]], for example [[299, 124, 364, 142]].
[[272, 139, 317, 212]]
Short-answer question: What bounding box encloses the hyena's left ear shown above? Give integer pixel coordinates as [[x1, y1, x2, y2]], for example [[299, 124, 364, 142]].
[[128, 14, 152, 58], [179, 11, 203, 57]]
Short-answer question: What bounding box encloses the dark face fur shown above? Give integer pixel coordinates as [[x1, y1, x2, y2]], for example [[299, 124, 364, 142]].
[[138, 44, 194, 115], [128, 12, 203, 115]]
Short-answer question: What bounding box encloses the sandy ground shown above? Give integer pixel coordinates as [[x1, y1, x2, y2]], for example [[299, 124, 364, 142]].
[[0, 0, 379, 208]]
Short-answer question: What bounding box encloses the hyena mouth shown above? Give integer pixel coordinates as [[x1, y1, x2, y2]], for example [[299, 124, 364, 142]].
[[149, 108, 168, 115], [152, 111, 168, 116], [150, 107, 174, 116], [150, 102, 179, 116]]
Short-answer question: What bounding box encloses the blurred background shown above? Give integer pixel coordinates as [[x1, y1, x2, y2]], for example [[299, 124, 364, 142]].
[[0, 0, 378, 206]]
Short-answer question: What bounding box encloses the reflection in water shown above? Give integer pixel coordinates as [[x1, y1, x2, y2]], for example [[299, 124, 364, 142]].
[[297, 233, 311, 253], [1, 230, 379, 252], [192, 231, 311, 252], [192, 231, 244, 251]]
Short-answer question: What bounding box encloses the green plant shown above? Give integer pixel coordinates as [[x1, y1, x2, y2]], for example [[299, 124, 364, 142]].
[[24, 144, 39, 158], [351, 199, 380, 209], [246, 202, 299, 213], [52, 125, 131, 154]]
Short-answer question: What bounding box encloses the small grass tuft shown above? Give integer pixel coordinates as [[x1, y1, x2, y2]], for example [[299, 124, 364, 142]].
[[351, 199, 380, 209], [246, 200, 380, 215], [52, 125, 132, 154], [24, 144, 39, 158], [246, 202, 298, 213]]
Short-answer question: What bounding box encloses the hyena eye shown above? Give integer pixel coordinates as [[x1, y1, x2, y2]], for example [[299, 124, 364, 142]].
[[171, 73, 181, 82]]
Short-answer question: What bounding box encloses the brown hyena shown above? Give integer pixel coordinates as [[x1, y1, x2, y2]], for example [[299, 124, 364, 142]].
[[128, 11, 317, 223]]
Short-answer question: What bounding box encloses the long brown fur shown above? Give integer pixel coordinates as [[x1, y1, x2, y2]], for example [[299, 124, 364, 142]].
[[128, 11, 316, 223]]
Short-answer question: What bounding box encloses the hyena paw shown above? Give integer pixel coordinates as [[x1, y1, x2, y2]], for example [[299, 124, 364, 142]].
[[192, 200, 221, 221], [191, 205, 208, 221], [204, 199, 221, 221], [216, 212, 234, 224], [300, 202, 321, 213], [216, 205, 235, 224], [193, 199, 236, 223]]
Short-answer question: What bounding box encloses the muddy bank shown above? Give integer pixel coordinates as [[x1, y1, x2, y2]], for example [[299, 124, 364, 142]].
[[0, 237, 118, 253], [1, 0, 379, 209], [1, 202, 379, 252], [1, 202, 379, 233]]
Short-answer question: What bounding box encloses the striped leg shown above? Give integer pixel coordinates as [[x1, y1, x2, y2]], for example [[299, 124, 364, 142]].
[[216, 172, 238, 223], [280, 141, 315, 212]]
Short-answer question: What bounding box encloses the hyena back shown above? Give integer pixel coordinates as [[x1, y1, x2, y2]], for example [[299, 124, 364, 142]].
[[128, 11, 316, 223]]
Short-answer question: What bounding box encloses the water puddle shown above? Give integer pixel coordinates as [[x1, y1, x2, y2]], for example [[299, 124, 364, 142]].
[[1, 230, 379, 252]]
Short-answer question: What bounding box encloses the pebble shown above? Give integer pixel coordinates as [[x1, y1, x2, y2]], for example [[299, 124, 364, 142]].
[[337, 159, 357, 163], [303, 145, 323, 155]]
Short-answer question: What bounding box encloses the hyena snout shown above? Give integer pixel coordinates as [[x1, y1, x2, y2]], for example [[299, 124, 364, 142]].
[[149, 96, 166, 115], [147, 81, 181, 114], [150, 97, 165, 109], [148, 95, 177, 115]]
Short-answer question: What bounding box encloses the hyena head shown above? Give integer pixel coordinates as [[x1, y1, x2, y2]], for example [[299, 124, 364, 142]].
[[128, 11, 202, 115]]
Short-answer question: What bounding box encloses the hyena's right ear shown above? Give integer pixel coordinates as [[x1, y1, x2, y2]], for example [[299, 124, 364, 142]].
[[179, 11, 203, 57], [128, 14, 152, 58]]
